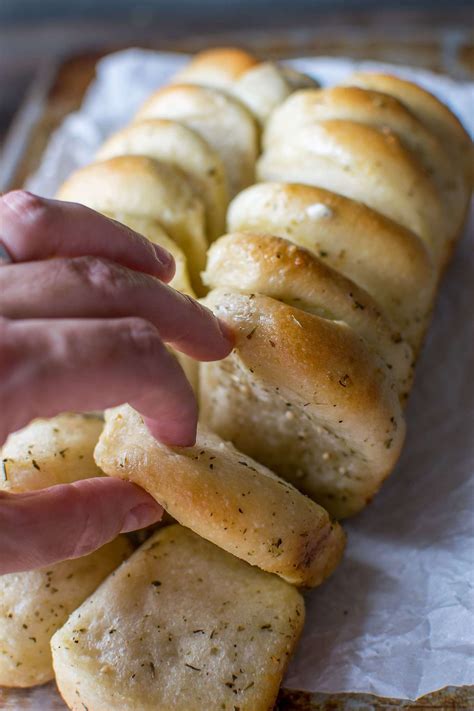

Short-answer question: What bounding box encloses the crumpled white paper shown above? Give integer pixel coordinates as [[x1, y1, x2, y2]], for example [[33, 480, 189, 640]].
[[26, 49, 474, 700]]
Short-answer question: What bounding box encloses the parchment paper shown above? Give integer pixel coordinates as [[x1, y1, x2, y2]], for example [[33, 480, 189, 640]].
[[26, 49, 474, 700]]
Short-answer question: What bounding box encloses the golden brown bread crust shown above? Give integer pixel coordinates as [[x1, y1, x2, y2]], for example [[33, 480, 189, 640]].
[[201, 289, 406, 518], [135, 83, 258, 197], [57, 155, 207, 293], [100, 211, 194, 296], [259, 118, 446, 266], [95, 404, 345, 587], [173, 46, 259, 87], [96, 118, 228, 242], [346, 72, 473, 185], [263, 85, 467, 253], [231, 61, 319, 125], [203, 231, 413, 400], [52, 525, 305, 711], [227, 182, 435, 351]]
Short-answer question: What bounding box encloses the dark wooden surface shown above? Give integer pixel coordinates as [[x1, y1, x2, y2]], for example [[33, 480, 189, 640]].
[[1, 680, 473, 709]]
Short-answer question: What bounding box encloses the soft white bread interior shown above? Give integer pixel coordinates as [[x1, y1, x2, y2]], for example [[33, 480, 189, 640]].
[[200, 289, 405, 519], [0, 414, 130, 689], [95, 404, 345, 587], [135, 83, 258, 197], [0, 537, 131, 688], [226, 182, 435, 352], [96, 118, 228, 241], [51, 525, 305, 711], [0, 413, 104, 493]]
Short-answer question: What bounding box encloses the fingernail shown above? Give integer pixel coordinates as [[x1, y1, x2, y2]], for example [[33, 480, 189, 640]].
[[153, 244, 175, 270], [218, 318, 235, 346], [0, 241, 12, 265], [121, 502, 163, 532], [144, 416, 197, 448]]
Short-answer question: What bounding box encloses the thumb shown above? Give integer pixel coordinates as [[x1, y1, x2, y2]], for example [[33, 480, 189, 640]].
[[0, 478, 163, 574]]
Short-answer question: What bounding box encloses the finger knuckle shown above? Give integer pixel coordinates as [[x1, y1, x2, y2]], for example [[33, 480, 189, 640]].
[[68, 256, 128, 295], [124, 317, 164, 358]]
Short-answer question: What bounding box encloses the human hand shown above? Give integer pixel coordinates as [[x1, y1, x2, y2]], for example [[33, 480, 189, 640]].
[[0, 190, 233, 572]]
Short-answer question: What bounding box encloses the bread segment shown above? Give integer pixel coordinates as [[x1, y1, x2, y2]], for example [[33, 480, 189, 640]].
[[0, 413, 104, 493], [97, 119, 228, 241], [201, 289, 405, 518], [0, 538, 131, 688], [204, 231, 414, 400], [259, 119, 445, 266], [0, 412, 132, 688], [52, 525, 305, 711], [227, 182, 435, 351], [95, 404, 345, 587], [135, 83, 258, 197], [232, 62, 318, 124], [57, 155, 206, 292], [346, 72, 473, 186], [172, 46, 259, 88]]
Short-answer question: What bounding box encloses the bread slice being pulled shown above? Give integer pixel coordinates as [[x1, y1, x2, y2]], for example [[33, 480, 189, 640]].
[[94, 404, 345, 587]]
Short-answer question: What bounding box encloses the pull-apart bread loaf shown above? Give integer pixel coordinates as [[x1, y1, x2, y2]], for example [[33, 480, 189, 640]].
[[95, 404, 345, 587], [52, 525, 305, 711], [0, 415, 131, 688], [48, 48, 471, 708], [200, 70, 471, 519]]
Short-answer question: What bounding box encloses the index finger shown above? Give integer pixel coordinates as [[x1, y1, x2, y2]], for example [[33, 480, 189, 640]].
[[0, 190, 175, 282]]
